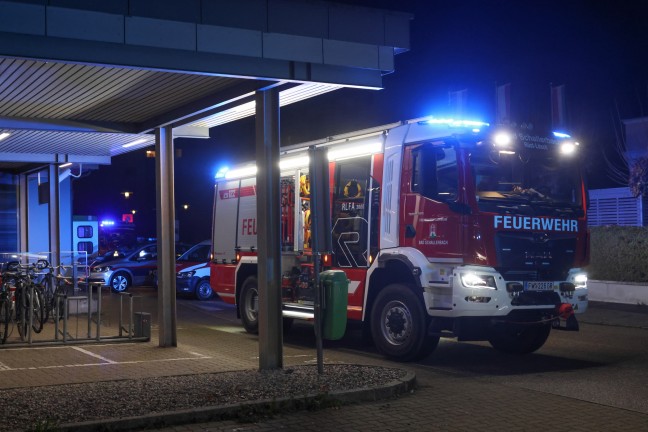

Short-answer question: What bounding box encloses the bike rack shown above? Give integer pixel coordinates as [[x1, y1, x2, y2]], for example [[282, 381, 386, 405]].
[[118, 292, 134, 339], [54, 282, 103, 342], [1, 253, 150, 348]]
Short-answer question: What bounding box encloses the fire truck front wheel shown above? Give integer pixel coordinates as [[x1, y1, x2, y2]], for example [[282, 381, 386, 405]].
[[488, 323, 551, 354], [370, 284, 439, 362], [240, 277, 259, 334]]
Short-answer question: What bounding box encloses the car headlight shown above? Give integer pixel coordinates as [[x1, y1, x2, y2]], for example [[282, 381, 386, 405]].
[[178, 270, 195, 279], [461, 272, 497, 289], [574, 273, 587, 288], [92, 266, 112, 272]]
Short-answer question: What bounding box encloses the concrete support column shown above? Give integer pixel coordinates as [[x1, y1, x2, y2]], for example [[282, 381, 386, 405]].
[[255, 88, 283, 370], [48, 164, 60, 268], [155, 127, 177, 347]]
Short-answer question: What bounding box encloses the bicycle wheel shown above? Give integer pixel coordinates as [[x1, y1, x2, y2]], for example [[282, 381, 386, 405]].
[[15, 286, 28, 341], [52, 279, 70, 322], [30, 285, 46, 334], [41, 274, 55, 323], [0, 297, 9, 344]]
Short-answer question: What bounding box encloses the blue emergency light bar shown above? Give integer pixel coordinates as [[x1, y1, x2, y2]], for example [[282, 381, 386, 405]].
[[421, 118, 489, 128]]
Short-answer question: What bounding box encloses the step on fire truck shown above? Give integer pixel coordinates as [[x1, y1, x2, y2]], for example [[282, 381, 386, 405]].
[[210, 118, 589, 361]]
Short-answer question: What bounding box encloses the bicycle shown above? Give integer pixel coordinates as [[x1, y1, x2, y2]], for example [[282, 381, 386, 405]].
[[0, 276, 10, 344], [3, 261, 46, 340], [33, 260, 74, 323]]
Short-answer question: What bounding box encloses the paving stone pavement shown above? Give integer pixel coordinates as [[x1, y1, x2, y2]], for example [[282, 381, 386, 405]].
[[0, 297, 646, 431]]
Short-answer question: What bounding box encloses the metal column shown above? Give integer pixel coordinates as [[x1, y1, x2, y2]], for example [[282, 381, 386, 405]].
[[18, 174, 28, 253], [48, 164, 61, 269], [255, 88, 283, 370], [155, 127, 177, 347]]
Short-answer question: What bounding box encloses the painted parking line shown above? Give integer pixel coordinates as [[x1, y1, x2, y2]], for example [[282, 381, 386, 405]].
[[71, 346, 116, 364], [0, 345, 212, 372]]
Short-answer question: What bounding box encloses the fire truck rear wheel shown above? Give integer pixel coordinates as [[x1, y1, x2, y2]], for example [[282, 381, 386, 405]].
[[240, 277, 259, 334], [488, 323, 551, 354], [370, 284, 439, 362]]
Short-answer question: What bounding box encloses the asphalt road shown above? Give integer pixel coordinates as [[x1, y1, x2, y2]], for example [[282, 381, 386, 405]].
[[131, 287, 648, 417]]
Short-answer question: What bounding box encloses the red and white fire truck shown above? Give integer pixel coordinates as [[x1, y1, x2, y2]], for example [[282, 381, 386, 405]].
[[209, 118, 589, 361]]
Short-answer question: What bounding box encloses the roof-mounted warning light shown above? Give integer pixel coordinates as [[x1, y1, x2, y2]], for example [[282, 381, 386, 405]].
[[420, 118, 489, 133]]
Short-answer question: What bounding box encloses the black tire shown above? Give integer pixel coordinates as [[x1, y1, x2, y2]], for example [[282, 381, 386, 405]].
[[370, 284, 439, 362], [42, 277, 55, 322], [110, 272, 130, 292], [239, 276, 259, 334], [30, 286, 45, 334], [0, 298, 9, 344], [15, 288, 29, 341], [195, 279, 213, 301], [488, 323, 551, 354]]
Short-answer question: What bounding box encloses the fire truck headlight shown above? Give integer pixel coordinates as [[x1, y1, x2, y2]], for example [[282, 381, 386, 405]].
[[493, 131, 512, 147], [560, 141, 578, 155], [461, 272, 497, 289], [574, 273, 587, 288]]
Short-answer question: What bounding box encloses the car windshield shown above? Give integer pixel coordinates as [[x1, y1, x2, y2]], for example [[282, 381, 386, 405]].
[[472, 148, 583, 212], [177, 244, 211, 262]]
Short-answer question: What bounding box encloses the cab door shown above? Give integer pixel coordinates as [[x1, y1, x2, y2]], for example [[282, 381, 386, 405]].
[[400, 144, 463, 259]]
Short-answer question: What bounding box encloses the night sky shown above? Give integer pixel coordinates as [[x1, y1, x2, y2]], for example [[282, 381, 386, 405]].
[[72, 0, 648, 244]]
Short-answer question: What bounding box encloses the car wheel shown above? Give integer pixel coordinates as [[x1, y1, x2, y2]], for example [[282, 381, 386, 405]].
[[110, 272, 130, 292], [195, 279, 213, 301]]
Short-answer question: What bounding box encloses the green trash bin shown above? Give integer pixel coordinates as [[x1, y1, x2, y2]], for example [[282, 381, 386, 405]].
[[321, 270, 348, 340]]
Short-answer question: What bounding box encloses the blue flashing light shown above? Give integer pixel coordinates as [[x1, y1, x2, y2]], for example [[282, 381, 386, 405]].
[[422, 117, 489, 129], [552, 131, 571, 138], [215, 166, 229, 179], [100, 220, 115, 227]]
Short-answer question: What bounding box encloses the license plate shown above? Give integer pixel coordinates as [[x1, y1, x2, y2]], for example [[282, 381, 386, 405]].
[[524, 281, 554, 291]]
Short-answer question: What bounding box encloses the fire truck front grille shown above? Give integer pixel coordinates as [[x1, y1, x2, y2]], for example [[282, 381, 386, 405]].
[[495, 231, 576, 281], [501, 271, 537, 281]]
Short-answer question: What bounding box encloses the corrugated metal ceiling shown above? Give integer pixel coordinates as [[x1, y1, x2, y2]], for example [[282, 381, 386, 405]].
[[0, 57, 240, 124], [0, 56, 263, 164], [0, 56, 342, 166]]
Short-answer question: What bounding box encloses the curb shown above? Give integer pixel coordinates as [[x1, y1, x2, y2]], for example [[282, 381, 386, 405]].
[[58, 371, 416, 431]]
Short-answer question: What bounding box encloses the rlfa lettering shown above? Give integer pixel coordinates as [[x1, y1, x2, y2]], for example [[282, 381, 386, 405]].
[[493, 215, 578, 232], [241, 218, 257, 235]]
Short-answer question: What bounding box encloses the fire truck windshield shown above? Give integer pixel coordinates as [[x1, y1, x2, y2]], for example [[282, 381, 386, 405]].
[[472, 148, 583, 215]]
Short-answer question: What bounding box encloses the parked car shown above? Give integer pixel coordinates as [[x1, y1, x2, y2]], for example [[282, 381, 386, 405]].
[[87, 242, 190, 292], [174, 240, 213, 300]]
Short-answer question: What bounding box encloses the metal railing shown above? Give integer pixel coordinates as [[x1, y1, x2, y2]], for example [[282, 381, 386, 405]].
[[0, 251, 151, 347]]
